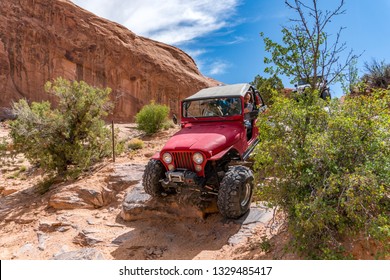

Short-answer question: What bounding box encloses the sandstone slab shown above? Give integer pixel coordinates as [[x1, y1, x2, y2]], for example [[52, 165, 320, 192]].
[[48, 163, 144, 210], [121, 183, 219, 221]]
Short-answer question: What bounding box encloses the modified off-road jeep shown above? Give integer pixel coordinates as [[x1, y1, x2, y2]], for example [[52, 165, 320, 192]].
[[142, 83, 267, 219]]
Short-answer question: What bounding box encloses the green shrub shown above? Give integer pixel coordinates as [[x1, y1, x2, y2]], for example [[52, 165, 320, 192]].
[[10, 78, 113, 179], [251, 74, 284, 106], [36, 177, 57, 194], [127, 138, 144, 150], [135, 101, 169, 135], [115, 139, 126, 156], [254, 90, 390, 259], [19, 165, 27, 172]]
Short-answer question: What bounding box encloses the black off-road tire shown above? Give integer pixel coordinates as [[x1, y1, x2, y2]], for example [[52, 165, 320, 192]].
[[143, 159, 165, 196], [217, 165, 254, 219]]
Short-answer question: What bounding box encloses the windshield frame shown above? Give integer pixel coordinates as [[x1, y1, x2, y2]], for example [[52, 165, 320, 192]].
[[181, 96, 243, 121]]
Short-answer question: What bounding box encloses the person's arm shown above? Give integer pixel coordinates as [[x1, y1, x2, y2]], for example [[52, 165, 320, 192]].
[[244, 103, 253, 113]]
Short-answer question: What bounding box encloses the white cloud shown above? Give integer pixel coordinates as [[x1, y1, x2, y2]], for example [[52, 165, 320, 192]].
[[71, 0, 240, 45], [208, 60, 230, 75], [183, 48, 207, 59], [226, 36, 245, 45]]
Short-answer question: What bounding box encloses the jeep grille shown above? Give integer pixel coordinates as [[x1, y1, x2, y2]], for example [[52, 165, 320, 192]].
[[172, 152, 195, 171]]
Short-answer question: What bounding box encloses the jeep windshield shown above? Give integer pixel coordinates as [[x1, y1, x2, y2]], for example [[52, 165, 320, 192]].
[[182, 97, 242, 118]]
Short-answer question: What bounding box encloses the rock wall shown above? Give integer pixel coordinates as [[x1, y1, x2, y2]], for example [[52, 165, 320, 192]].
[[0, 0, 217, 121]]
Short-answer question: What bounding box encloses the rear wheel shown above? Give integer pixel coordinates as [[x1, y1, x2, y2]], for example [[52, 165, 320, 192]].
[[217, 165, 254, 219], [143, 159, 165, 196]]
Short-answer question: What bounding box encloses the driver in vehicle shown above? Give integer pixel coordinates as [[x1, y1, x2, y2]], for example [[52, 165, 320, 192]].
[[243, 92, 253, 139], [244, 92, 253, 121]]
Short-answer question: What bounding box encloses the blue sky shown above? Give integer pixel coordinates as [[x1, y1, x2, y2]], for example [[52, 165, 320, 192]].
[[71, 0, 390, 98]]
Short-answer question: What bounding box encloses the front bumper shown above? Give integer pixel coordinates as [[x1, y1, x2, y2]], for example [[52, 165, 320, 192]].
[[160, 169, 214, 194]]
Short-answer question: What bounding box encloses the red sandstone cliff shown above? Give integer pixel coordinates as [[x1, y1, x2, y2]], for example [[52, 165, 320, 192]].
[[0, 0, 217, 121]]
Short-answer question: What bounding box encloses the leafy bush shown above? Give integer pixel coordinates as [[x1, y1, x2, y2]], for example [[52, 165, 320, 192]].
[[135, 101, 169, 135], [251, 74, 284, 105], [10, 78, 113, 178], [254, 90, 390, 259], [127, 138, 144, 150]]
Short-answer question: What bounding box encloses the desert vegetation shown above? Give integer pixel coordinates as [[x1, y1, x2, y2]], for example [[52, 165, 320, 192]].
[[254, 0, 389, 259], [135, 100, 171, 135], [254, 89, 390, 259], [9, 78, 115, 180]]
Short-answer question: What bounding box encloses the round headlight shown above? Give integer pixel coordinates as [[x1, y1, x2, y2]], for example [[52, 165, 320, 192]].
[[192, 152, 204, 164], [162, 152, 172, 164]]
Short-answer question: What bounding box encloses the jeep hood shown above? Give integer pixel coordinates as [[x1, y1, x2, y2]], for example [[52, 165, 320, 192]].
[[162, 122, 243, 157]]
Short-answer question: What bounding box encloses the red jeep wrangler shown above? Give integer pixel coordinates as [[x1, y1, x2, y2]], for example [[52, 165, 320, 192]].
[[143, 83, 267, 218]]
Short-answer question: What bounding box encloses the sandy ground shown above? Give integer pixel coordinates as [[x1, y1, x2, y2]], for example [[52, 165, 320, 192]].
[[0, 122, 293, 260]]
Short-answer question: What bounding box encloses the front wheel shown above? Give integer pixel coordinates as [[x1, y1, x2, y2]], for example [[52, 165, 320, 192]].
[[217, 165, 254, 219], [143, 159, 165, 196]]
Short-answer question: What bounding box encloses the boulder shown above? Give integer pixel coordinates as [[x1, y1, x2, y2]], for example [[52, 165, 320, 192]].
[[48, 163, 145, 210], [120, 183, 219, 221]]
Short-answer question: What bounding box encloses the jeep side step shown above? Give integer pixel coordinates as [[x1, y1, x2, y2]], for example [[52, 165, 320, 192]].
[[242, 138, 259, 161]]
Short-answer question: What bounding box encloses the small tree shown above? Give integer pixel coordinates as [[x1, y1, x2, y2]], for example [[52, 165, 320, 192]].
[[254, 90, 390, 259], [261, 0, 358, 92], [135, 101, 170, 135], [10, 78, 113, 178]]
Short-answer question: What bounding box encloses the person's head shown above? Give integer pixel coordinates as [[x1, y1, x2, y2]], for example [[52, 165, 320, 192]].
[[244, 92, 251, 103]]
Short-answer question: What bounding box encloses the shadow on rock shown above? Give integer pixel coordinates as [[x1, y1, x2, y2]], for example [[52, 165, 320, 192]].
[[111, 214, 241, 260], [0, 183, 51, 225]]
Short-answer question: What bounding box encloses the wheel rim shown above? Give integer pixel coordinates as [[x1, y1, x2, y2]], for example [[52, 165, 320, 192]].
[[240, 182, 251, 207]]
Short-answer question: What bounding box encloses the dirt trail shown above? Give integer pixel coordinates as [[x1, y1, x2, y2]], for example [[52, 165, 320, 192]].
[[0, 123, 285, 260]]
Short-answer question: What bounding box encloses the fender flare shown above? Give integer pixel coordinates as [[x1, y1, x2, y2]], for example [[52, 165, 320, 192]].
[[209, 146, 241, 161]]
